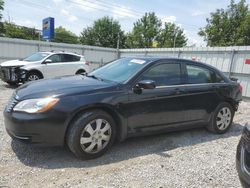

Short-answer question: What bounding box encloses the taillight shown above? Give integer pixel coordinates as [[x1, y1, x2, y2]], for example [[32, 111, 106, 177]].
[[84, 61, 91, 66], [239, 84, 243, 93]]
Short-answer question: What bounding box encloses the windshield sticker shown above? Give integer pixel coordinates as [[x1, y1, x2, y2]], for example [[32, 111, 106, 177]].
[[130, 59, 146, 64]]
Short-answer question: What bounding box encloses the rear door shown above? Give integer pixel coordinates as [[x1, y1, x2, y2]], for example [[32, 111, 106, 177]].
[[60, 54, 81, 75], [127, 61, 186, 132], [181, 62, 223, 123]]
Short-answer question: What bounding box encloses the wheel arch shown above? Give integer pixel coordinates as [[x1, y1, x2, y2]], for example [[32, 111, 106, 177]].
[[27, 69, 44, 79], [75, 69, 86, 74], [64, 104, 126, 144], [224, 98, 238, 111]]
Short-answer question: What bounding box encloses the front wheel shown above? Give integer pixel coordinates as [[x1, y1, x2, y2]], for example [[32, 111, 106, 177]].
[[207, 102, 234, 134], [66, 110, 116, 159], [26, 72, 42, 82]]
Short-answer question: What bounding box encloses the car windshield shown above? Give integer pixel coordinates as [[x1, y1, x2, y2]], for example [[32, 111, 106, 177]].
[[23, 52, 49, 62], [89, 58, 150, 83]]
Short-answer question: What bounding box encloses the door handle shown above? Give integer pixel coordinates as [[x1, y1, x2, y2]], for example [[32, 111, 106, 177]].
[[174, 88, 185, 94]]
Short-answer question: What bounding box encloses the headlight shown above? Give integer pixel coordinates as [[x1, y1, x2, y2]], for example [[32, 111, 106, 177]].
[[13, 98, 59, 113]]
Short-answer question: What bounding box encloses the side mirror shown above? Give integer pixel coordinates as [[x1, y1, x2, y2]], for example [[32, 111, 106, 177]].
[[133, 80, 156, 94], [137, 80, 156, 89], [43, 59, 52, 64]]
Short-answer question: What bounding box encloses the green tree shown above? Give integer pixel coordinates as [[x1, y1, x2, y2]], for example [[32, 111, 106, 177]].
[[199, 0, 250, 46], [157, 22, 187, 48], [125, 12, 162, 48], [53, 26, 79, 44], [125, 12, 187, 48], [80, 16, 125, 48], [3, 22, 39, 40], [0, 0, 3, 20], [0, 0, 4, 36]]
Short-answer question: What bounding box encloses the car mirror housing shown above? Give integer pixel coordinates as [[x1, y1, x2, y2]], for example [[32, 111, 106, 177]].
[[43, 59, 52, 64], [137, 80, 156, 89], [136, 80, 156, 89]]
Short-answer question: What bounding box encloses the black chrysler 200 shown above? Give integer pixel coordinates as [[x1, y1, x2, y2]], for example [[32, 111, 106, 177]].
[[4, 57, 242, 159]]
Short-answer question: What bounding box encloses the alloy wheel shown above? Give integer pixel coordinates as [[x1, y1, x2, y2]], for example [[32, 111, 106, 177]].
[[28, 74, 40, 81]]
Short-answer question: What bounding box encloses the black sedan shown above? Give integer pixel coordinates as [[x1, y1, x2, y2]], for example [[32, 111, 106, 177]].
[[4, 57, 242, 159], [236, 124, 250, 187]]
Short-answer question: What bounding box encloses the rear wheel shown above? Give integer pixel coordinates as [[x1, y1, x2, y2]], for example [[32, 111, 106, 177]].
[[66, 110, 116, 159], [207, 102, 234, 134]]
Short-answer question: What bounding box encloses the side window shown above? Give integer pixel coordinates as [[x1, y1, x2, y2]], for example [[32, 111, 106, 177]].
[[186, 65, 220, 84], [62, 54, 80, 62], [73, 55, 81, 61], [140, 63, 181, 86], [47, 54, 61, 63]]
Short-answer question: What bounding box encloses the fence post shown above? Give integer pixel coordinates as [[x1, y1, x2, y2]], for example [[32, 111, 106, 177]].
[[178, 50, 182, 58], [37, 42, 41, 52], [82, 47, 85, 56], [229, 49, 236, 77], [116, 49, 120, 59]]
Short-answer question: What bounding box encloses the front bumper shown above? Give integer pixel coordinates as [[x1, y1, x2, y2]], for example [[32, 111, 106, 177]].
[[4, 109, 68, 146], [0, 66, 26, 83], [236, 124, 250, 188]]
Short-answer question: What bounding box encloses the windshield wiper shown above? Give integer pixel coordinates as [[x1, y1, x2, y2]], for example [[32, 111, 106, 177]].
[[86, 74, 103, 81]]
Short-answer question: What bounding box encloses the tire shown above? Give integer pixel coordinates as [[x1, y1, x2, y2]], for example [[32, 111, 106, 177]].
[[76, 70, 86, 75], [66, 110, 117, 160], [207, 102, 235, 134], [7, 82, 18, 86], [26, 71, 42, 82]]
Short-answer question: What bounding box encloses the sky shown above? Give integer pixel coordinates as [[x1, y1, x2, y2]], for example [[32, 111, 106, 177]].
[[2, 0, 250, 47]]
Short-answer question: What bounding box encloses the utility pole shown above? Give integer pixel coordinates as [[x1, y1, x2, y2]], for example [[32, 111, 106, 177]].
[[173, 29, 178, 48], [116, 32, 120, 59]]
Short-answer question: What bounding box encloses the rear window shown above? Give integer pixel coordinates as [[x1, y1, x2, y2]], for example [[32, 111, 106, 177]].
[[186, 65, 224, 84], [62, 54, 80, 62]]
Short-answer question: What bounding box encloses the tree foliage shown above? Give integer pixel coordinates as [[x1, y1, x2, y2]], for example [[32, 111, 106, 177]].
[[80, 16, 126, 48], [199, 0, 250, 46], [2, 22, 39, 40], [0, 0, 3, 20], [53, 26, 79, 44], [157, 22, 187, 48], [0, 0, 4, 35], [125, 12, 161, 48], [125, 12, 187, 48]]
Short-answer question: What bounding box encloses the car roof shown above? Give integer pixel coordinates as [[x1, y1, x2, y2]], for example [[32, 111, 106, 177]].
[[124, 56, 218, 70], [39, 51, 83, 56]]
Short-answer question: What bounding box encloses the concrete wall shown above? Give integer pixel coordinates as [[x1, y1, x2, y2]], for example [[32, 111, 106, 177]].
[[0, 37, 250, 97], [0, 37, 118, 70], [120, 47, 250, 98]]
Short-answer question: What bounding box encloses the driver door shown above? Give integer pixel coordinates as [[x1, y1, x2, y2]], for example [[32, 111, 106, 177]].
[[42, 54, 65, 78], [127, 61, 186, 132]]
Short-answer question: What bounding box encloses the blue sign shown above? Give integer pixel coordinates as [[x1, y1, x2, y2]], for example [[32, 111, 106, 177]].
[[42, 17, 55, 40]]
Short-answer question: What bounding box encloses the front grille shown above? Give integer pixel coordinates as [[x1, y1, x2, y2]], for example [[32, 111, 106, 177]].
[[0, 66, 20, 82], [5, 94, 18, 113]]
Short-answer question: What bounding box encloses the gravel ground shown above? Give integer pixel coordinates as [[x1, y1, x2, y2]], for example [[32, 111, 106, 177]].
[[0, 80, 250, 188]]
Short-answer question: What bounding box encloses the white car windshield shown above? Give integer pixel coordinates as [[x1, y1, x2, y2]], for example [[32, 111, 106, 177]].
[[89, 58, 150, 83], [23, 52, 49, 62]]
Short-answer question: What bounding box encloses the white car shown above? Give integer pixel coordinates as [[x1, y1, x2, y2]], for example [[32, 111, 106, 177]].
[[0, 51, 91, 85]]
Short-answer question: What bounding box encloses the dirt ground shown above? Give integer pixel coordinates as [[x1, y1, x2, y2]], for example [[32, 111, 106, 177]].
[[0, 79, 249, 188]]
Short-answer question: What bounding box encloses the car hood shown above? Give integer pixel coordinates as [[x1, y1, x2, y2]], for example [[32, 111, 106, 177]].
[[0, 59, 34, 67], [15, 75, 118, 100]]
